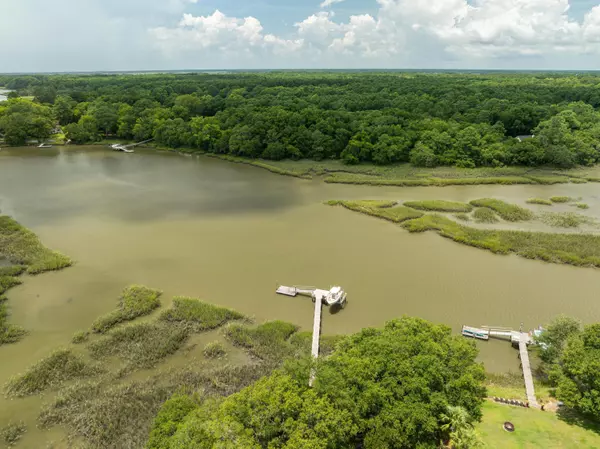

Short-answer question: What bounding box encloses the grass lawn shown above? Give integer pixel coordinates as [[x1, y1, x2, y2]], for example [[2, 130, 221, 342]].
[[479, 401, 600, 448]]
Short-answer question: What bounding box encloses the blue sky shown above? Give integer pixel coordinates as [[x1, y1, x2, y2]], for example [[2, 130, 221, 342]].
[[1, 0, 599, 72]]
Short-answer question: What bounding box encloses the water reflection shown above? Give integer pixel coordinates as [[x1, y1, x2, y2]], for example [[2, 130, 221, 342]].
[[0, 147, 301, 226]]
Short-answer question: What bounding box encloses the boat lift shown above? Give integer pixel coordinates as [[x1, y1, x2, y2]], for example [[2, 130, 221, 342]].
[[276, 285, 347, 307]]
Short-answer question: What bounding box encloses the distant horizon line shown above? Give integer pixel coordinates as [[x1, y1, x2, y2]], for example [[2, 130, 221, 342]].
[[2, 68, 600, 76]]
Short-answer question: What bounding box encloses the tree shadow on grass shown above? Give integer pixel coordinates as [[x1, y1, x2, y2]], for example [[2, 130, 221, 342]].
[[556, 407, 600, 435]]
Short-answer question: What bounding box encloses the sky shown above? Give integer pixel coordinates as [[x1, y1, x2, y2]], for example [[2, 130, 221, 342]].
[[0, 0, 599, 72]]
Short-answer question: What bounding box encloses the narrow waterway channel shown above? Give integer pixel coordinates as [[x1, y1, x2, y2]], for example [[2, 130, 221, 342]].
[[2, 146, 600, 444]]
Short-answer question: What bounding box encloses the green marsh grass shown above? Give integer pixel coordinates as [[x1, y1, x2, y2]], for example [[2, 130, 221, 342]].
[[550, 196, 572, 203], [88, 322, 189, 370], [473, 208, 499, 224], [1, 421, 26, 447], [403, 200, 473, 212], [72, 330, 90, 344], [574, 202, 590, 210], [4, 349, 102, 397], [203, 341, 226, 359], [159, 297, 246, 332], [0, 276, 21, 296], [326, 200, 423, 223], [39, 363, 271, 449], [402, 214, 600, 268], [526, 198, 553, 206], [454, 213, 471, 222], [539, 212, 595, 228], [0, 265, 26, 277], [224, 321, 299, 362], [470, 198, 535, 221], [92, 285, 162, 333], [0, 216, 72, 274]]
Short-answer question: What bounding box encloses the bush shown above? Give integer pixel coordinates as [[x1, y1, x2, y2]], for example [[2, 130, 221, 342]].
[[203, 341, 226, 359], [470, 198, 534, 221], [404, 200, 473, 213], [4, 349, 102, 397], [92, 285, 162, 333], [159, 297, 245, 332], [147, 393, 199, 449]]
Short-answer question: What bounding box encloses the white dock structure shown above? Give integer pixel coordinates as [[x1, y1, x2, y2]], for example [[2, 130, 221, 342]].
[[462, 324, 539, 408], [276, 285, 347, 386], [309, 293, 324, 387], [519, 333, 539, 408], [111, 138, 154, 153]]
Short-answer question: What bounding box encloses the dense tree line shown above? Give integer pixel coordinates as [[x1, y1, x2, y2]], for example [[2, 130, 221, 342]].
[[1, 72, 600, 168], [147, 317, 485, 449]]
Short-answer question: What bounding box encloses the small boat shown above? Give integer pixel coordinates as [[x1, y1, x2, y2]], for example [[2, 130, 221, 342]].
[[38, 143, 53, 148], [323, 286, 347, 306], [276, 285, 347, 307], [462, 325, 490, 341]]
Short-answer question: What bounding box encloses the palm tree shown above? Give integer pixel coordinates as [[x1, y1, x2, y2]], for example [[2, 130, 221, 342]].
[[440, 406, 483, 449]]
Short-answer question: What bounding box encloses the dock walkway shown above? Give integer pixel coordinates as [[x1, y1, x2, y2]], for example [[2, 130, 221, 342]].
[[519, 333, 539, 408], [309, 294, 323, 387]]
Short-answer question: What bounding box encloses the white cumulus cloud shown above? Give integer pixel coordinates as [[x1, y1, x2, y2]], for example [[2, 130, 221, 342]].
[[320, 0, 345, 8]]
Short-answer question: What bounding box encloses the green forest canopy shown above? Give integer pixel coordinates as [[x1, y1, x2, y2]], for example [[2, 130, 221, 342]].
[[1, 72, 600, 168]]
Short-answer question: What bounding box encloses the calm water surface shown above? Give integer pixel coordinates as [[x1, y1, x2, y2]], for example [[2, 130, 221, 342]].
[[2, 146, 600, 445]]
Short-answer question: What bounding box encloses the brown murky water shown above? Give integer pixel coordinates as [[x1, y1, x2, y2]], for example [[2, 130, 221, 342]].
[[2, 146, 600, 446]]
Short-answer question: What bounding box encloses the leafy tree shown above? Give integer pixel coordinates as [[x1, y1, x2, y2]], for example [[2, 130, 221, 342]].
[[165, 317, 486, 449], [536, 315, 582, 365], [552, 324, 600, 420], [53, 95, 76, 125]]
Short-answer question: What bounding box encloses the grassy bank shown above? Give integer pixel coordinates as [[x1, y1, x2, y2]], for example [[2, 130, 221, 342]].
[[327, 200, 600, 269], [0, 216, 73, 345], [0, 216, 72, 274], [404, 200, 473, 213], [325, 200, 423, 223], [469, 198, 535, 221], [192, 155, 600, 187]]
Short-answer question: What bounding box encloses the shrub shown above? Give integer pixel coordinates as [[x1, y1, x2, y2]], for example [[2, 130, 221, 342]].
[[4, 349, 102, 397], [203, 341, 226, 359], [526, 198, 553, 206], [470, 198, 534, 221], [159, 297, 245, 332], [404, 200, 473, 213], [473, 208, 499, 224], [92, 285, 162, 333], [147, 393, 200, 449]]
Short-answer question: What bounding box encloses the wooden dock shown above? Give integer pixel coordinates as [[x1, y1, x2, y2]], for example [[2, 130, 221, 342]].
[[519, 333, 539, 408], [309, 293, 323, 387]]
